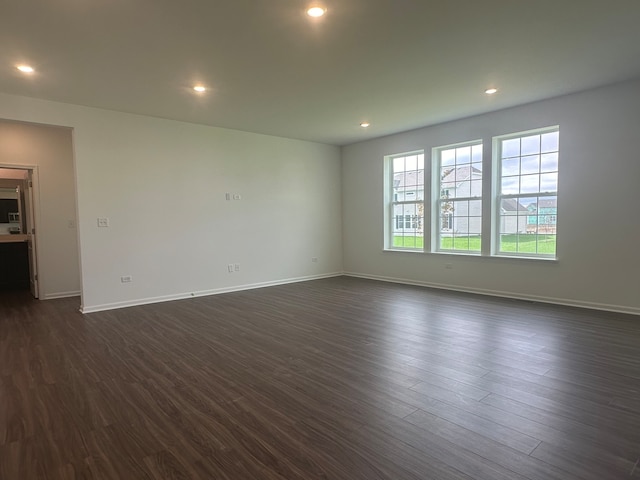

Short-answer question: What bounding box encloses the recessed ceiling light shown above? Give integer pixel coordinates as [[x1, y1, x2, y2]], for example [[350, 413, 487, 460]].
[[193, 85, 206, 92], [307, 6, 327, 17], [485, 88, 498, 95], [16, 65, 34, 73], [360, 122, 370, 128]]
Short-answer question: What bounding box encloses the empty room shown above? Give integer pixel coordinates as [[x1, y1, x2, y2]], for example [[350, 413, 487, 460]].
[[1, 1, 639, 479]]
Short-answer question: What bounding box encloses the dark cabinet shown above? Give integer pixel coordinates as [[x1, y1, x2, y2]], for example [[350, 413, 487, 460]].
[[0, 242, 30, 289]]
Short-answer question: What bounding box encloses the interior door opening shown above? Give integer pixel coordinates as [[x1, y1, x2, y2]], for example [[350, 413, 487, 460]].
[[0, 167, 38, 297]]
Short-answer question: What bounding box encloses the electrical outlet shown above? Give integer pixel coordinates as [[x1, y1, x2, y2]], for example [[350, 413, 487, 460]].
[[234, 263, 240, 272], [120, 275, 132, 283], [312, 257, 318, 263], [228, 264, 234, 273], [233, 194, 242, 200], [97, 217, 109, 227]]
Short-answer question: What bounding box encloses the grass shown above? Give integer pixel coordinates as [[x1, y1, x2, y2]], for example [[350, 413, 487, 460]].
[[393, 234, 556, 254], [498, 234, 556, 254], [393, 236, 424, 248], [440, 236, 482, 251]]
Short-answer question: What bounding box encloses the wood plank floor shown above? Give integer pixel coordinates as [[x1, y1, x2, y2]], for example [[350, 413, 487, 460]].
[[1, 276, 639, 479]]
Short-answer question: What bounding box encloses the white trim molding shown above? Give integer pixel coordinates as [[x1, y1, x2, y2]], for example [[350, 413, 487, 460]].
[[343, 271, 640, 316], [41, 290, 81, 300], [80, 272, 343, 314]]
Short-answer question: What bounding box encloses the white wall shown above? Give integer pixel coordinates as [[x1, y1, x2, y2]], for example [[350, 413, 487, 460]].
[[3, 79, 637, 315], [0, 121, 80, 299], [342, 79, 640, 314], [0, 94, 342, 312]]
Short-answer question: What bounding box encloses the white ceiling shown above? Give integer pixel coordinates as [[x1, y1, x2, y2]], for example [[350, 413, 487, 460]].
[[2, 0, 640, 146]]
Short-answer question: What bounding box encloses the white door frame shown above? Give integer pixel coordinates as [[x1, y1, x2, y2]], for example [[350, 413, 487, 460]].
[[0, 163, 41, 297]]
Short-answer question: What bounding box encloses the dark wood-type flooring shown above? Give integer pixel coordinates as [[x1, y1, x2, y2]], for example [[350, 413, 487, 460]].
[[1, 276, 640, 479]]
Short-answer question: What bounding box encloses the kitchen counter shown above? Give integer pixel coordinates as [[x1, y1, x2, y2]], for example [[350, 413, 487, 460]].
[[0, 234, 28, 243]]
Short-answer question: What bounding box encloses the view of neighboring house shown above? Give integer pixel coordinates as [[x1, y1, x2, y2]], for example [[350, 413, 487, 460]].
[[392, 169, 424, 234], [526, 198, 557, 233], [499, 198, 529, 234], [439, 165, 482, 236], [393, 166, 552, 237], [501, 198, 558, 235]]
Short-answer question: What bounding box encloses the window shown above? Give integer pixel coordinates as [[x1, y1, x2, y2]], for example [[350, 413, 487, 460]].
[[384, 126, 559, 259], [388, 152, 425, 249], [495, 127, 559, 257], [433, 141, 483, 253]]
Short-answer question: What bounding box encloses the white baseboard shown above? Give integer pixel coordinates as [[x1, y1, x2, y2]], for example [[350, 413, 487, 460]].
[[80, 272, 343, 314], [343, 271, 640, 316], [41, 290, 81, 300]]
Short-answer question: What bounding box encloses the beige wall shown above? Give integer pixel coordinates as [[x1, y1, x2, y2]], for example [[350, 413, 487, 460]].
[[0, 121, 80, 298]]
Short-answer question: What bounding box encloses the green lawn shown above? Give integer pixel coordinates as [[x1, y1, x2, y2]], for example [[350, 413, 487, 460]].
[[393, 234, 556, 254], [393, 236, 424, 248], [440, 236, 482, 251], [498, 234, 556, 254]]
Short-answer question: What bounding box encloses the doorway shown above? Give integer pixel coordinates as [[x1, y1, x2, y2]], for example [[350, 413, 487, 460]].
[[0, 120, 80, 303], [0, 167, 38, 297]]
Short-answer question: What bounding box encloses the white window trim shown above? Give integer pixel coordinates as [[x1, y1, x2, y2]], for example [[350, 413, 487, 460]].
[[492, 126, 559, 259], [383, 126, 559, 261], [384, 150, 425, 251], [431, 140, 483, 255]]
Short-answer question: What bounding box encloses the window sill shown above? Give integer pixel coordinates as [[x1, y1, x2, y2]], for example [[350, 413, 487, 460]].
[[433, 250, 481, 257], [382, 249, 558, 262], [492, 254, 558, 262], [383, 248, 424, 254]]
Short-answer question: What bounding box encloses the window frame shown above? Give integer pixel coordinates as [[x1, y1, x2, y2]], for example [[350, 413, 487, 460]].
[[431, 140, 483, 255], [385, 150, 425, 251], [492, 126, 559, 259], [383, 126, 559, 260]]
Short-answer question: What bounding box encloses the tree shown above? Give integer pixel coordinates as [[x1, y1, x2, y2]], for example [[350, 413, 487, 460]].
[[440, 168, 454, 231]]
